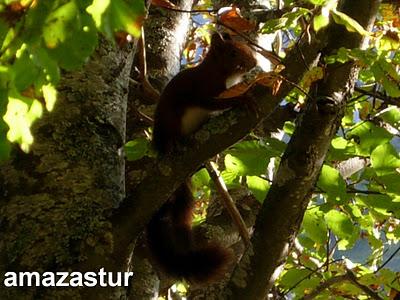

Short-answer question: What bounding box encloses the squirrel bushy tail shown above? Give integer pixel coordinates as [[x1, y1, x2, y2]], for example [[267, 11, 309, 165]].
[[146, 182, 232, 283]]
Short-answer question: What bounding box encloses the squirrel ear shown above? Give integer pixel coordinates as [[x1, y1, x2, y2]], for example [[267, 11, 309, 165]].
[[221, 32, 232, 40], [210, 32, 224, 46]]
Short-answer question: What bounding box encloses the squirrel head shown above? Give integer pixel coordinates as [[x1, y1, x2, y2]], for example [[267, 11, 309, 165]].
[[207, 32, 257, 76]]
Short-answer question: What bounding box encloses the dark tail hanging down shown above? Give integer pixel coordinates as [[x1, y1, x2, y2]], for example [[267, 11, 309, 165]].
[[146, 182, 232, 283]]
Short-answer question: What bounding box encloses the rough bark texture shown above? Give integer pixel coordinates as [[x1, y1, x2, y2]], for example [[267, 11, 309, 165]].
[[221, 1, 380, 299], [127, 0, 194, 298], [0, 38, 134, 300]]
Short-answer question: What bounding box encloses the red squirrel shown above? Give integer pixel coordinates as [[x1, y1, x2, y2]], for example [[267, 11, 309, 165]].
[[152, 32, 257, 153], [147, 32, 257, 283]]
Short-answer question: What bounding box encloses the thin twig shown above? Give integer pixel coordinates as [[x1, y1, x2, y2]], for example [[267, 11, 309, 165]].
[[276, 74, 316, 101], [346, 188, 384, 195], [346, 269, 383, 300], [283, 259, 344, 297], [325, 230, 331, 272], [205, 161, 251, 246], [374, 244, 400, 274], [158, 5, 218, 14], [137, 27, 160, 102], [355, 86, 399, 107], [300, 275, 348, 300], [301, 269, 384, 300]]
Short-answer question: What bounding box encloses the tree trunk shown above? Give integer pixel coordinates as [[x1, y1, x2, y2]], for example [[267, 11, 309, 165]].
[[0, 37, 133, 299], [222, 1, 380, 299]]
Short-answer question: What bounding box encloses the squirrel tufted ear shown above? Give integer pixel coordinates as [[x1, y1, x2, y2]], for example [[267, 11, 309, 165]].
[[210, 32, 224, 45], [211, 32, 232, 44]]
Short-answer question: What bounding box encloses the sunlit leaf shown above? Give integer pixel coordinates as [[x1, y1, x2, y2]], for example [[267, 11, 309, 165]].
[[43, 1, 78, 48], [303, 207, 328, 244], [3, 93, 43, 152], [371, 143, 400, 177], [124, 137, 150, 161], [331, 9, 370, 36], [87, 0, 145, 39], [317, 165, 348, 202], [42, 83, 57, 111], [378, 107, 400, 130], [225, 141, 272, 176], [46, 10, 97, 70], [313, 13, 330, 32], [191, 168, 211, 190], [246, 175, 269, 203], [325, 210, 357, 249], [348, 121, 392, 156]]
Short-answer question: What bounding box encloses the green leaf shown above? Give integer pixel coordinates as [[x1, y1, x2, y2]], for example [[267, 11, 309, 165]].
[[261, 9, 310, 33], [191, 168, 211, 190], [87, 0, 145, 39], [220, 169, 241, 189], [371, 59, 400, 97], [331, 9, 369, 36], [279, 269, 312, 289], [42, 84, 57, 111], [0, 65, 11, 90], [261, 18, 287, 34], [86, 0, 112, 37], [46, 10, 97, 70], [328, 136, 356, 160], [325, 210, 357, 249], [30, 47, 60, 85], [43, 1, 78, 48], [348, 121, 392, 156], [124, 137, 149, 161], [371, 143, 400, 177], [377, 173, 400, 195], [246, 176, 269, 203], [317, 165, 348, 202], [11, 44, 40, 91], [3, 93, 43, 152], [11, 44, 60, 92], [378, 107, 400, 130], [0, 86, 10, 160], [279, 268, 320, 296], [357, 195, 400, 217], [313, 13, 330, 32], [0, 18, 8, 48], [379, 58, 400, 81], [283, 121, 295, 135], [22, 1, 53, 45], [382, 77, 400, 97], [302, 207, 328, 245], [307, 0, 326, 5], [225, 141, 272, 176]]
